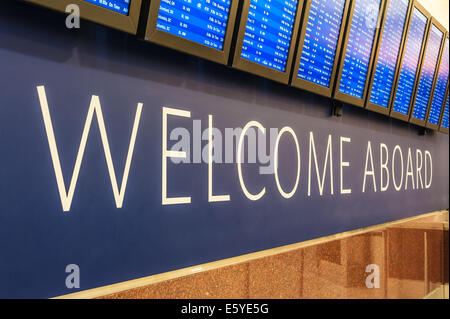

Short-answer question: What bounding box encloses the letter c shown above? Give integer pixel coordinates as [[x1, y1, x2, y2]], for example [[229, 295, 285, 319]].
[[237, 121, 266, 201]]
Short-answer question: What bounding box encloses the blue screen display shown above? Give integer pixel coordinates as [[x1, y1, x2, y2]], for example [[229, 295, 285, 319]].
[[83, 0, 131, 15], [441, 95, 449, 129], [412, 25, 444, 121], [369, 0, 409, 108], [338, 0, 381, 99], [156, 0, 232, 50], [428, 39, 449, 125], [240, 0, 299, 72], [392, 8, 427, 115], [297, 0, 347, 87]]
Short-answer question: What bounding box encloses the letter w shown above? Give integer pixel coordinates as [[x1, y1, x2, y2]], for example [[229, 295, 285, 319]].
[[37, 86, 143, 212]]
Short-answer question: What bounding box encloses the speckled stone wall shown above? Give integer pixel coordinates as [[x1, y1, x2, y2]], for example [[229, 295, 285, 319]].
[[98, 211, 448, 299]]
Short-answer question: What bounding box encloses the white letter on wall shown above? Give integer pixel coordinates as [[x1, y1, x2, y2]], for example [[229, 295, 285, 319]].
[[405, 148, 415, 190], [425, 150, 433, 189], [274, 127, 300, 199], [208, 115, 230, 202], [308, 133, 334, 196], [37, 86, 143, 212], [416, 149, 423, 189], [340, 137, 351, 194], [237, 121, 266, 201], [380, 143, 389, 192], [392, 145, 404, 191], [362, 141, 377, 193], [162, 107, 191, 205]]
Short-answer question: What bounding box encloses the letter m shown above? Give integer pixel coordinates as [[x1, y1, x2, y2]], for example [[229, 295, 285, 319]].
[[308, 132, 334, 196], [37, 86, 143, 212]]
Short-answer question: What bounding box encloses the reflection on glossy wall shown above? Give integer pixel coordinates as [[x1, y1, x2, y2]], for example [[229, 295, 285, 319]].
[[99, 211, 448, 299]]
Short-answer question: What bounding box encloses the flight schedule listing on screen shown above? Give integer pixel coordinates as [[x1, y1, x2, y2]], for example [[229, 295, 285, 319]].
[[441, 95, 449, 129], [428, 39, 449, 125], [297, 0, 347, 87], [83, 0, 131, 15], [369, 0, 409, 108], [412, 25, 443, 121], [156, 0, 232, 50], [338, 0, 381, 99], [392, 8, 428, 115], [240, 0, 299, 72]]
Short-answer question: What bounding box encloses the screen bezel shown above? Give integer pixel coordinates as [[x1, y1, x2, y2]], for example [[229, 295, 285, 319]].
[[388, 0, 431, 122], [25, 0, 142, 34], [409, 18, 446, 127], [438, 85, 450, 134], [289, 0, 351, 97], [142, 0, 240, 65], [333, 0, 386, 107], [365, 0, 413, 115], [425, 34, 449, 130], [231, 0, 305, 84]]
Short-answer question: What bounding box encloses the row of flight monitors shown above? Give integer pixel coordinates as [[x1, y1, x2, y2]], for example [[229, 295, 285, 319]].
[[26, 0, 449, 133]]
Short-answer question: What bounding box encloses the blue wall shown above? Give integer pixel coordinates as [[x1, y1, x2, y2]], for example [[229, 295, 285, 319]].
[[0, 1, 448, 298]]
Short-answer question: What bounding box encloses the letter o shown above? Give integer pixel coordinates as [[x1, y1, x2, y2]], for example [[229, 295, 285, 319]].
[[392, 145, 404, 191], [274, 127, 300, 198]]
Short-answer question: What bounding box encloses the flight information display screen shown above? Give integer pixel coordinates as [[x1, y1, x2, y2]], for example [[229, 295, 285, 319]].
[[428, 39, 449, 125], [297, 0, 347, 87], [156, 0, 232, 50], [392, 8, 428, 115], [240, 0, 299, 72], [441, 95, 449, 129], [412, 25, 444, 121], [83, 0, 131, 15], [338, 0, 381, 99], [369, 0, 409, 108]]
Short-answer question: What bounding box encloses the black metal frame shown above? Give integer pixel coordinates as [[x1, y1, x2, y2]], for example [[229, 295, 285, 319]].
[[333, 0, 386, 107], [409, 18, 446, 127], [438, 85, 449, 134], [388, 1, 431, 122], [364, 0, 413, 115], [289, 0, 351, 97], [425, 34, 449, 130], [25, 0, 143, 34], [231, 0, 305, 84], [141, 0, 240, 65]]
